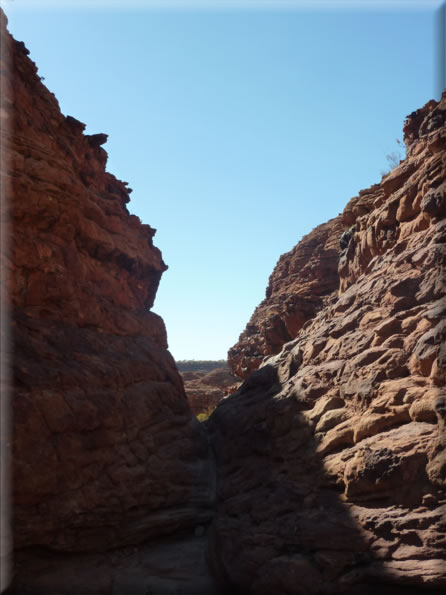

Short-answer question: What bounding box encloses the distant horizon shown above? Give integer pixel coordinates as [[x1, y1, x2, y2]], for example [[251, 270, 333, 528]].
[[5, 0, 443, 359]]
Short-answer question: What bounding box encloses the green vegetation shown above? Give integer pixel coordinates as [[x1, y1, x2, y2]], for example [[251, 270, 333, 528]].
[[196, 407, 214, 423], [176, 359, 227, 372]]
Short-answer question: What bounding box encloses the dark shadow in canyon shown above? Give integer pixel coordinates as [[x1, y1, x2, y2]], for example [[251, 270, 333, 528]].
[[5, 362, 445, 595], [207, 364, 445, 595]]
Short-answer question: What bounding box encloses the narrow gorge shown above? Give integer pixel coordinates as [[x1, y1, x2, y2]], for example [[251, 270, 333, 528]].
[[1, 11, 445, 595]]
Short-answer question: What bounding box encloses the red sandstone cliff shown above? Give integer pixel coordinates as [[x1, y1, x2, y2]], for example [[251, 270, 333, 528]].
[[209, 93, 446, 593], [2, 8, 446, 594], [230, 97, 446, 384], [1, 10, 213, 562], [228, 213, 345, 378]]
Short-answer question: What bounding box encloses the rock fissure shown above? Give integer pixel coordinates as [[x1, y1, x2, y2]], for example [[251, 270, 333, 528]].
[[2, 9, 445, 594]]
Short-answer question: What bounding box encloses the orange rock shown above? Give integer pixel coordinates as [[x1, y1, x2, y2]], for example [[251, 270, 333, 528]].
[[209, 91, 446, 593], [228, 216, 345, 378]]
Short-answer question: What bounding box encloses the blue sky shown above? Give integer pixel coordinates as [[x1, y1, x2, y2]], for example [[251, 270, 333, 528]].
[[5, 1, 443, 360]]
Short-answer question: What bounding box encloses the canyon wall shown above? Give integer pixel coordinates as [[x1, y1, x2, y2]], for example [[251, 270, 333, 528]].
[[1, 9, 212, 559], [209, 93, 446, 593], [2, 8, 445, 594], [228, 215, 345, 379]]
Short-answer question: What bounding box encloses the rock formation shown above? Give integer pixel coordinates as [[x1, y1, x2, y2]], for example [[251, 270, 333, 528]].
[[181, 365, 241, 417], [2, 7, 445, 593], [1, 8, 213, 579], [209, 92, 446, 593], [228, 216, 345, 378]]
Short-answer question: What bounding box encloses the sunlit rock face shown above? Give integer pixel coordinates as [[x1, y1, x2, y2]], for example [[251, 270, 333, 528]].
[[228, 216, 345, 379], [1, 11, 212, 553], [209, 93, 446, 594]]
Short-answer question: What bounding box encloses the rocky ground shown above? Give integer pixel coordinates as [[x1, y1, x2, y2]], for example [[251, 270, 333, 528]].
[[180, 365, 241, 417], [9, 529, 218, 595]]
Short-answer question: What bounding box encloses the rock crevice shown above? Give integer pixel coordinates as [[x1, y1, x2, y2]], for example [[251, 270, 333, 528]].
[[3, 8, 445, 593]]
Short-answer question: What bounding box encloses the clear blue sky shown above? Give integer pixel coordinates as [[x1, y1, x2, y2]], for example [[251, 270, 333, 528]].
[[5, 1, 443, 360]]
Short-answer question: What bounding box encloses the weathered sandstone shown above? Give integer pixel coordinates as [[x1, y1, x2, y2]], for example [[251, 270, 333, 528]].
[[228, 215, 345, 378], [3, 7, 446, 593], [209, 92, 446, 593], [1, 9, 212, 562]]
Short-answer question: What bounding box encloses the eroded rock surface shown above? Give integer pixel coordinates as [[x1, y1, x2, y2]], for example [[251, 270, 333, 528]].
[[209, 93, 446, 594], [228, 216, 345, 378], [1, 10, 213, 564], [3, 8, 446, 594]]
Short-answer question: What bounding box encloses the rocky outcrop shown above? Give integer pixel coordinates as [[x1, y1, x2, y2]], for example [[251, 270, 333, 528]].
[[209, 93, 446, 593], [228, 215, 345, 378], [182, 366, 241, 416], [3, 8, 446, 594], [1, 8, 212, 564]]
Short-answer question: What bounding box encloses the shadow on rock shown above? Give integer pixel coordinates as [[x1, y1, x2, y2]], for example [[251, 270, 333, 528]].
[[207, 365, 446, 595]]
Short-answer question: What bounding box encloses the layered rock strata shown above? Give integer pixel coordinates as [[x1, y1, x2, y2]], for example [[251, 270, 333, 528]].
[[209, 93, 446, 594], [1, 9, 212, 560], [228, 215, 345, 378]]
